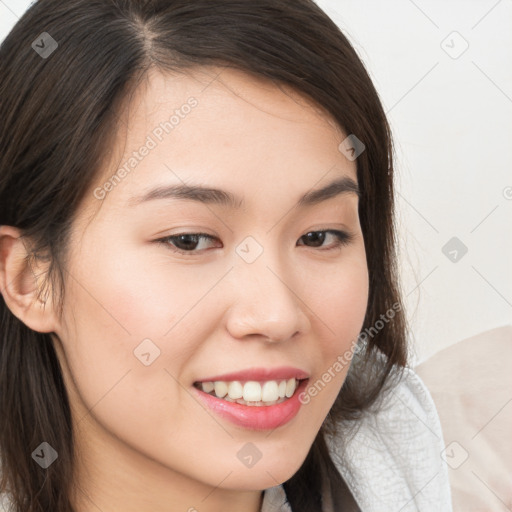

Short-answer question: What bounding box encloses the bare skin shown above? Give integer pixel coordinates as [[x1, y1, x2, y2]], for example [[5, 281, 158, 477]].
[[0, 66, 369, 512]]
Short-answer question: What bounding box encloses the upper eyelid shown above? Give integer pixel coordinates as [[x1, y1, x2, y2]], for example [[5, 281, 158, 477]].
[[160, 229, 348, 240]]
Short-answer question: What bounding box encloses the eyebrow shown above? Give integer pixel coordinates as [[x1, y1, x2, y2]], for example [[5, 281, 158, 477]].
[[128, 175, 360, 209]]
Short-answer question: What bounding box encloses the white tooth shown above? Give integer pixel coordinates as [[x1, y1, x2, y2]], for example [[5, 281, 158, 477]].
[[214, 381, 228, 398], [261, 381, 279, 402], [228, 381, 243, 399], [285, 378, 296, 398], [243, 381, 262, 402], [202, 381, 214, 393], [278, 380, 286, 398]]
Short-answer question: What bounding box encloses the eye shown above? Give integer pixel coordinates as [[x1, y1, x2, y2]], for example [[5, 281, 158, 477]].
[[156, 229, 354, 255], [156, 233, 219, 254], [297, 230, 354, 250]]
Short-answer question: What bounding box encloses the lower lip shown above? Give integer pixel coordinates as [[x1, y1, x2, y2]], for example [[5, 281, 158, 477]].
[[193, 379, 308, 431]]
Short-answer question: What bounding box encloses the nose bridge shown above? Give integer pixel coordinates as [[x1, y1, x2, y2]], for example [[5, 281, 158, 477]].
[[226, 237, 308, 342]]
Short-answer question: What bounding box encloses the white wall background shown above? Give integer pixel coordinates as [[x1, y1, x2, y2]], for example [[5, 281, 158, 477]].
[[315, 0, 512, 363], [1, 0, 511, 364]]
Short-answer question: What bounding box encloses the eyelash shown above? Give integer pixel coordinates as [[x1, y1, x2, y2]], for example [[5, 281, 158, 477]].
[[155, 229, 355, 255]]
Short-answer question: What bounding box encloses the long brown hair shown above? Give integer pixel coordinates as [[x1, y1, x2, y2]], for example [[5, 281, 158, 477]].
[[0, 1, 408, 510]]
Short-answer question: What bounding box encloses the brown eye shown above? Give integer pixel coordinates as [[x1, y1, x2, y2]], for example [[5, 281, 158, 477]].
[[298, 230, 354, 250], [300, 231, 326, 247], [157, 233, 219, 254]]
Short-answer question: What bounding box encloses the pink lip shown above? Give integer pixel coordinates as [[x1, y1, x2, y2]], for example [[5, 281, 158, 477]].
[[195, 366, 310, 383], [193, 378, 309, 431]]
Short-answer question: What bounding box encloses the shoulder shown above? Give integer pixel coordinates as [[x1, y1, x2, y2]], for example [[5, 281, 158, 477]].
[[415, 326, 512, 510], [326, 366, 453, 512]]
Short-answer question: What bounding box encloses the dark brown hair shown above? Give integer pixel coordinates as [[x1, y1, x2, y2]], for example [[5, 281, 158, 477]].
[[0, 1, 408, 510]]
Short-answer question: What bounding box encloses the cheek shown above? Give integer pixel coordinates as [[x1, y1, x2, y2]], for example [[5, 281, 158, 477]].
[[324, 267, 368, 334], [57, 256, 210, 473], [309, 249, 369, 348], [57, 233, 227, 421], [64, 232, 215, 343], [300, 251, 369, 410]]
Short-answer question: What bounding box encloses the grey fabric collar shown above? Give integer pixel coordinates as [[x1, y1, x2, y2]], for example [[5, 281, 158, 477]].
[[260, 485, 292, 512]]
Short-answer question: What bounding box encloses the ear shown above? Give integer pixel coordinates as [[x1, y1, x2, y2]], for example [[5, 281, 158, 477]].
[[0, 225, 59, 333]]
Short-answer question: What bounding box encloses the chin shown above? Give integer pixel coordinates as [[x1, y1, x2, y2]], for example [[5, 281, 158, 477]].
[[220, 452, 309, 491]]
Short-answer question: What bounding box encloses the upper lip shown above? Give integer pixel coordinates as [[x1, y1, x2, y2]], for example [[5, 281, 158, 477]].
[[195, 366, 310, 383]]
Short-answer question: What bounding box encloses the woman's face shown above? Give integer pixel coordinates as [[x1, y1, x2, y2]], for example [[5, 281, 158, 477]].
[[50, 66, 369, 507]]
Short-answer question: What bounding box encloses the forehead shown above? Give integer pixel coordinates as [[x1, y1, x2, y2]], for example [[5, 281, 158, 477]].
[[127, 65, 341, 131], [87, 65, 356, 218]]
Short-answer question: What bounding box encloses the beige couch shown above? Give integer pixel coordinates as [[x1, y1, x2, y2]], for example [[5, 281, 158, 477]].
[[416, 325, 512, 511]]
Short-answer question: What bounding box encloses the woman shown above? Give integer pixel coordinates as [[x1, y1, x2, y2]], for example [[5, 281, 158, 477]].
[[0, 0, 451, 510]]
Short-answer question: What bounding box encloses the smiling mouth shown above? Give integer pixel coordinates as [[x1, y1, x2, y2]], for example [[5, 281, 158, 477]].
[[193, 378, 305, 407]]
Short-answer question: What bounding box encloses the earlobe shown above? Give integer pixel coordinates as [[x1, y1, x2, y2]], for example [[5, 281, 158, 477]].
[[0, 225, 58, 333]]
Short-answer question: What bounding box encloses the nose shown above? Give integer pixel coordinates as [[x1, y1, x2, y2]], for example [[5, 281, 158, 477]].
[[224, 248, 310, 344]]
